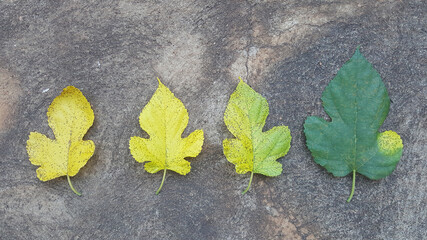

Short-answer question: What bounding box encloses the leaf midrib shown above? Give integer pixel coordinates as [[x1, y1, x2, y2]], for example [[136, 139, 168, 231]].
[[163, 103, 168, 169], [66, 115, 76, 175], [248, 100, 263, 173], [353, 73, 359, 171]]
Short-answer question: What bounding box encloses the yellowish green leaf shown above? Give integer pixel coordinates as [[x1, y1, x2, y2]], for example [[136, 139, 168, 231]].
[[26, 86, 95, 196], [129, 78, 204, 194], [223, 78, 292, 194]]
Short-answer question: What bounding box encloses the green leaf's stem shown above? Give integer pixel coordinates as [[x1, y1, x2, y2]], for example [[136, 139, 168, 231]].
[[242, 171, 254, 195], [67, 174, 81, 196], [347, 170, 356, 202], [156, 169, 167, 195]]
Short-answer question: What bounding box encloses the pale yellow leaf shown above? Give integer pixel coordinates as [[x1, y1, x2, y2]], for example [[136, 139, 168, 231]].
[[26, 86, 95, 195]]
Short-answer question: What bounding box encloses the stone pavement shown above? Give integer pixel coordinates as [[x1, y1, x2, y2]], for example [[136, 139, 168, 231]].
[[0, 1, 426, 239]]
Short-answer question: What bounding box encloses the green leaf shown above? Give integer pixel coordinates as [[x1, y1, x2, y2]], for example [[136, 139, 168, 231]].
[[304, 48, 403, 202], [223, 78, 292, 194]]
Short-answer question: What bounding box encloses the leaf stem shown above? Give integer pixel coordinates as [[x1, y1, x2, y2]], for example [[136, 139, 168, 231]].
[[67, 174, 81, 196], [347, 170, 356, 202], [156, 169, 167, 195], [242, 171, 254, 195]]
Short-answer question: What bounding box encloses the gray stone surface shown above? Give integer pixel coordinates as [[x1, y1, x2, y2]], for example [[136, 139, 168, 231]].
[[0, 0, 426, 239]]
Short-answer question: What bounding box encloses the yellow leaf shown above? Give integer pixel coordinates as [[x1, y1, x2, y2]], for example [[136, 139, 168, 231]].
[[129, 78, 204, 194], [26, 86, 95, 196]]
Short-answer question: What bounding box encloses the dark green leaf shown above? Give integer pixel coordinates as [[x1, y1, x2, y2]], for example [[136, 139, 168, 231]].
[[304, 48, 403, 202]]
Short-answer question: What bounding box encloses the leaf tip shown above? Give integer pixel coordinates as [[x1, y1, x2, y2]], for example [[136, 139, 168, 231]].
[[63, 85, 77, 91], [236, 76, 252, 90], [350, 46, 366, 62], [62, 86, 82, 96]]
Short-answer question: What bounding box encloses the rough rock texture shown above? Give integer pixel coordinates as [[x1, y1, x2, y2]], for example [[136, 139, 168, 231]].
[[0, 0, 426, 239]]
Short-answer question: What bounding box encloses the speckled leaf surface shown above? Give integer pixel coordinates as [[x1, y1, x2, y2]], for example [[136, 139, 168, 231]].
[[129, 78, 204, 194], [223, 78, 291, 194], [26, 86, 95, 195], [304, 48, 403, 202]]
